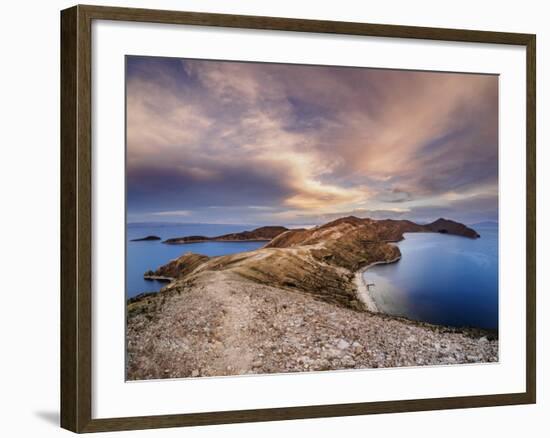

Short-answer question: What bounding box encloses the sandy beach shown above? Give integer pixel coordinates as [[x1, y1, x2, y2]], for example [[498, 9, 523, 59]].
[[354, 255, 402, 313]]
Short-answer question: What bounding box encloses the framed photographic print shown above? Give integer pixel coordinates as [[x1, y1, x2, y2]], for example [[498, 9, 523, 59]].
[[60, 4, 536, 433]]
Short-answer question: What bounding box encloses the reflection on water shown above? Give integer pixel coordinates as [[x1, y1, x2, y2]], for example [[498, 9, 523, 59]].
[[363, 227, 498, 330]]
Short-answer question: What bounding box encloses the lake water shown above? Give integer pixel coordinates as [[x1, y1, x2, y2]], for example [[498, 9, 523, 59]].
[[362, 225, 498, 330], [126, 223, 265, 298]]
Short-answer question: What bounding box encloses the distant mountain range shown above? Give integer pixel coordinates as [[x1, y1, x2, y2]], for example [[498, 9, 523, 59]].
[[152, 217, 481, 245]]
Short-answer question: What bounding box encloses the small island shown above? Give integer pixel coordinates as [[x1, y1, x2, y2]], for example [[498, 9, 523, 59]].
[[131, 235, 161, 242]]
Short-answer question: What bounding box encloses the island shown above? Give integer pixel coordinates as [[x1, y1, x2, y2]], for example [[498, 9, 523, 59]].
[[162, 226, 291, 244], [127, 217, 496, 380], [130, 235, 161, 242]]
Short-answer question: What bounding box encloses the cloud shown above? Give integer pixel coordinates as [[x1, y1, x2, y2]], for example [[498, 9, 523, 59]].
[[151, 210, 192, 216], [126, 56, 498, 225], [264, 193, 497, 226], [375, 188, 413, 203]]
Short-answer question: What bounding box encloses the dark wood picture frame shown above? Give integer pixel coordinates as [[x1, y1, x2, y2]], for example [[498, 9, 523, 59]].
[[61, 4, 536, 433]]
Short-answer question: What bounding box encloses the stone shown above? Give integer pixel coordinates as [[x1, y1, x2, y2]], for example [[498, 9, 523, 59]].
[[337, 339, 350, 350]]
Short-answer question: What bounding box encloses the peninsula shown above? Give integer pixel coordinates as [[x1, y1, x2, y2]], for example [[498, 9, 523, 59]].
[[162, 225, 290, 244], [127, 217, 496, 380]]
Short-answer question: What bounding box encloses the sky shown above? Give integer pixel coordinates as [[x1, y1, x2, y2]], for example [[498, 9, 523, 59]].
[[126, 56, 498, 226]]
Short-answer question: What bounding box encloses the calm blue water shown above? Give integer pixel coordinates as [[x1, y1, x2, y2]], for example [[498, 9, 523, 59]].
[[126, 223, 265, 298], [363, 225, 498, 330]]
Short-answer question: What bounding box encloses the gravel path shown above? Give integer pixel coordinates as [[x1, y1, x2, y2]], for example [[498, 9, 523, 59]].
[[127, 271, 498, 380]]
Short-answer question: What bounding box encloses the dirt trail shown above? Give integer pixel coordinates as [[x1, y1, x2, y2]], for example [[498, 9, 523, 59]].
[[205, 272, 255, 375]]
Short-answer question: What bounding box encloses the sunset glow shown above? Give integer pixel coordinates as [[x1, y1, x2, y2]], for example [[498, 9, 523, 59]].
[[126, 56, 498, 225]]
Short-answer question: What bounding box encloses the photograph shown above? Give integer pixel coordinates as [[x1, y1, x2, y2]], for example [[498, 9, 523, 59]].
[[125, 56, 499, 381]]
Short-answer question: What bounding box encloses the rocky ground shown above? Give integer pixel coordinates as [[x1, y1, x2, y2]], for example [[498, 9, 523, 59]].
[[127, 270, 498, 380]]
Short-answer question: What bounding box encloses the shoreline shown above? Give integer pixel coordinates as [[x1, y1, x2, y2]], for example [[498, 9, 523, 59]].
[[354, 255, 402, 312]]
